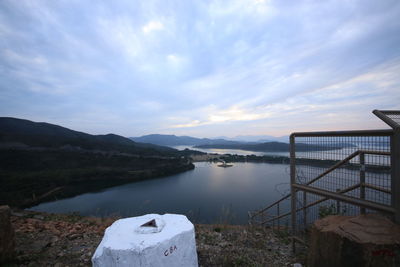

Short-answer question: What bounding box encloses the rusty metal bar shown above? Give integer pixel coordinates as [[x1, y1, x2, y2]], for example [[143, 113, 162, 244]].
[[360, 153, 366, 214], [303, 192, 307, 227], [305, 150, 360, 186], [292, 184, 395, 214], [262, 183, 361, 225], [277, 201, 280, 228], [249, 149, 390, 222], [290, 133, 297, 252], [292, 129, 393, 137], [292, 236, 307, 246], [261, 211, 291, 225], [303, 150, 389, 187], [300, 183, 361, 214], [359, 150, 391, 156], [373, 110, 400, 130], [249, 193, 290, 219], [272, 208, 275, 230], [302, 183, 361, 213], [336, 189, 341, 214], [250, 150, 391, 224], [391, 130, 400, 223], [363, 183, 391, 194]]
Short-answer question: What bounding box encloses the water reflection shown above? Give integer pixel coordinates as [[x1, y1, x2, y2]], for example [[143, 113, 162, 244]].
[[30, 162, 290, 224]]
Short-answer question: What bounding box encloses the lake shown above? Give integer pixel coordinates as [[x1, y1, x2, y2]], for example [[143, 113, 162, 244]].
[[30, 162, 291, 224]]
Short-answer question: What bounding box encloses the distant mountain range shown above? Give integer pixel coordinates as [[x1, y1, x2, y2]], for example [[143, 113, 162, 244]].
[[130, 134, 354, 153], [213, 135, 289, 143], [195, 142, 355, 152], [130, 134, 245, 146], [0, 117, 176, 156]]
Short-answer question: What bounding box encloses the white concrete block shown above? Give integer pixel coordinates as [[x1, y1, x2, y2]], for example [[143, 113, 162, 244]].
[[92, 214, 198, 267]]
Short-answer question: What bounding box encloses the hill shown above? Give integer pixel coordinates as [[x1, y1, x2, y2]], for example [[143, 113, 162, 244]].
[[0, 117, 194, 207], [0, 117, 176, 155], [130, 134, 243, 146]]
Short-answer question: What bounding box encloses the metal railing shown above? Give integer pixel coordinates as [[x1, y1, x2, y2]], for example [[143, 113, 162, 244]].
[[249, 110, 400, 251]]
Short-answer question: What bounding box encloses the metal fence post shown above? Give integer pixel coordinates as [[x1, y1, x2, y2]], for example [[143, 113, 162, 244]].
[[303, 192, 307, 228], [272, 213, 275, 230], [277, 202, 280, 230], [336, 189, 341, 214], [372, 110, 400, 223], [360, 153, 366, 214], [290, 134, 297, 253], [262, 211, 266, 227], [391, 130, 400, 223]]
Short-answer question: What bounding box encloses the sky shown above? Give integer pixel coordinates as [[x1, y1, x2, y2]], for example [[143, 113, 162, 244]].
[[0, 0, 399, 138]]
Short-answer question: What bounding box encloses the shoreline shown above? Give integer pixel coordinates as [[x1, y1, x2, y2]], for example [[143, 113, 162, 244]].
[[191, 153, 390, 173], [22, 163, 195, 209], [0, 148, 195, 209]]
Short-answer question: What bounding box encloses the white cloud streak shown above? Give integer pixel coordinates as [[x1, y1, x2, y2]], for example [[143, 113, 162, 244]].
[[0, 0, 399, 137]]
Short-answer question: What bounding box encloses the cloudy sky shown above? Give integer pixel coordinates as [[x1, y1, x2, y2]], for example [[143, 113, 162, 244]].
[[0, 0, 399, 138]]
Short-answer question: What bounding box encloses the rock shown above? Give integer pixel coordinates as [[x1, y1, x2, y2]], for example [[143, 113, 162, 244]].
[[11, 212, 25, 217], [31, 238, 51, 252], [308, 214, 400, 267], [67, 233, 82, 240], [92, 214, 198, 267], [33, 215, 45, 220], [0, 205, 15, 263], [50, 236, 59, 246]]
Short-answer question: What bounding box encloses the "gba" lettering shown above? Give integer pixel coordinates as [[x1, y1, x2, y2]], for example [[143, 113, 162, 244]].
[[164, 245, 177, 256]]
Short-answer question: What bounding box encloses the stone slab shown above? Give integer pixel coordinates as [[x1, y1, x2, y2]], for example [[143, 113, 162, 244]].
[[92, 214, 198, 267]]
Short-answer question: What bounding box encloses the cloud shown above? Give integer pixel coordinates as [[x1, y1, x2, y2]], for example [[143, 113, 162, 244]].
[[0, 0, 399, 137], [172, 120, 203, 128], [142, 20, 164, 33], [97, 17, 143, 58], [170, 105, 270, 128]]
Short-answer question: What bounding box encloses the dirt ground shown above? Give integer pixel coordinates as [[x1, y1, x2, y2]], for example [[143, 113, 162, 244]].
[[5, 210, 303, 266]]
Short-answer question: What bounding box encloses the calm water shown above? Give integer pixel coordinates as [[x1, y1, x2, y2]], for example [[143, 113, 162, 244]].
[[30, 162, 290, 224]]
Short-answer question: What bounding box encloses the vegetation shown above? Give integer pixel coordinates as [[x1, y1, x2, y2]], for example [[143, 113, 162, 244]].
[[0, 149, 194, 207], [318, 204, 338, 218], [0, 117, 195, 207]]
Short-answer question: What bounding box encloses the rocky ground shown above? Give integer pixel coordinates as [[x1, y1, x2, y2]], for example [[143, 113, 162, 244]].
[[6, 210, 304, 266]]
